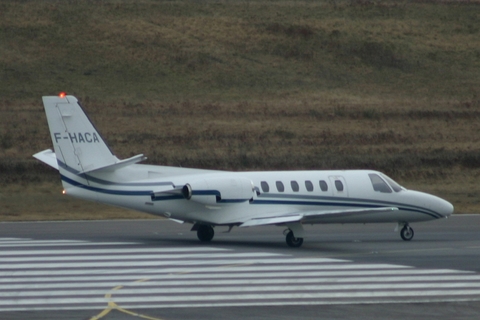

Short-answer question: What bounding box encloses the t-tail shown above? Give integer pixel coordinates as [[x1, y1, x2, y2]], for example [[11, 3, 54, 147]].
[[34, 94, 146, 192]]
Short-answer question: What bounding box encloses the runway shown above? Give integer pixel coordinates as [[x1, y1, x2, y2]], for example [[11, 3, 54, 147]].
[[0, 215, 479, 319]]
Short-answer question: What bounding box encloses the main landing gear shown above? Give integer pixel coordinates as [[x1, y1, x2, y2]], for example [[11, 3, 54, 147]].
[[400, 224, 414, 241], [285, 229, 304, 248], [196, 225, 214, 242]]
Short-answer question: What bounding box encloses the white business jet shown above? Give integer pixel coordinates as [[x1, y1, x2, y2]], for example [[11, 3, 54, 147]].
[[34, 94, 454, 247]]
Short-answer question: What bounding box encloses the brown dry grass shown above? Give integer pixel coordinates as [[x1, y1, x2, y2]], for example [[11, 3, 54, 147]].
[[1, 96, 480, 219], [0, 0, 479, 220]]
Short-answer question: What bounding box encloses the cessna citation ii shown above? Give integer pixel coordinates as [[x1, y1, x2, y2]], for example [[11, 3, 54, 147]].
[[34, 94, 454, 247]]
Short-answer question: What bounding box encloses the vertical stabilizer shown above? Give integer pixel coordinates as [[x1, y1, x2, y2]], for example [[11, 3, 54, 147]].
[[42, 95, 116, 175]]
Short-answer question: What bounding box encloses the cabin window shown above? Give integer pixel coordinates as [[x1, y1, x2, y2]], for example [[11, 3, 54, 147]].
[[261, 181, 269, 193], [276, 181, 285, 192], [305, 180, 314, 192], [291, 181, 299, 192], [319, 180, 328, 192], [334, 180, 344, 192], [368, 174, 392, 193]]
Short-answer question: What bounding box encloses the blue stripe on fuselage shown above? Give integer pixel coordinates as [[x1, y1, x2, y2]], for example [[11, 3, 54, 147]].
[[251, 199, 440, 219], [57, 160, 174, 187], [60, 172, 442, 219], [62, 175, 152, 196]]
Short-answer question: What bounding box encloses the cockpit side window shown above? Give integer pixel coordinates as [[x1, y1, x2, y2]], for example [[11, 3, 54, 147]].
[[381, 174, 404, 192], [368, 174, 392, 193]]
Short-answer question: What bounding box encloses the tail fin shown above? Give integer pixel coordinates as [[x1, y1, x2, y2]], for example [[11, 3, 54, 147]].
[[42, 95, 118, 174], [41, 95, 146, 176]]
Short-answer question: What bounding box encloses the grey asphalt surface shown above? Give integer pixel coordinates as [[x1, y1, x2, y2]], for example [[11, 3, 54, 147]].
[[0, 214, 479, 320]]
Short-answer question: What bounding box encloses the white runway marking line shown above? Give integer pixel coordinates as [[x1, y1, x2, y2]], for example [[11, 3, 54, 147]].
[[0, 267, 467, 280], [1, 237, 480, 312], [5, 274, 480, 290], [0, 269, 480, 289], [0, 239, 88, 244], [0, 252, 285, 262], [2, 290, 480, 307], [0, 258, 349, 269], [4, 282, 480, 298], [0, 247, 230, 256], [0, 242, 139, 248]]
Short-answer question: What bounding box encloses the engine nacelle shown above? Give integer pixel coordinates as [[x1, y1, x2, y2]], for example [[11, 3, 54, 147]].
[[182, 177, 254, 205]]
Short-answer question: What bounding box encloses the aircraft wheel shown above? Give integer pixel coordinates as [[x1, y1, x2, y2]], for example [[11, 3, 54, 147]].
[[197, 225, 214, 242], [400, 225, 414, 241], [286, 230, 303, 248]]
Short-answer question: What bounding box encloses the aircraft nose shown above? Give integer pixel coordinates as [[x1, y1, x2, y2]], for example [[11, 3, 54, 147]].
[[436, 197, 454, 217], [408, 191, 454, 218], [426, 193, 454, 218]]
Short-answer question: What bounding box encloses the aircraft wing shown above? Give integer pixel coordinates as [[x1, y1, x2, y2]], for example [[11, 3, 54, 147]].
[[239, 207, 398, 227]]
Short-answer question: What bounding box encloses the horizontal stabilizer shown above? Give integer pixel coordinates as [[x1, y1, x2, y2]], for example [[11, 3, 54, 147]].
[[80, 154, 147, 174], [33, 149, 58, 170], [240, 207, 398, 227]]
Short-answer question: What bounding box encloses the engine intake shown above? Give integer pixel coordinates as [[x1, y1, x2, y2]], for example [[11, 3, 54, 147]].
[[182, 184, 192, 200]]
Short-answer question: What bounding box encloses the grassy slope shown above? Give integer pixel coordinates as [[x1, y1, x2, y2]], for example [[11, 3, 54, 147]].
[[1, 1, 479, 101], [0, 0, 479, 220]]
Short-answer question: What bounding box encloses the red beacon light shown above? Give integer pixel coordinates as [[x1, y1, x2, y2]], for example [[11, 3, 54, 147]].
[[59, 92, 67, 98]]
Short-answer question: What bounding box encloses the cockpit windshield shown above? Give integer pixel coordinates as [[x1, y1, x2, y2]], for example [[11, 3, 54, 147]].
[[381, 174, 405, 192], [368, 174, 392, 193], [369, 173, 405, 193]]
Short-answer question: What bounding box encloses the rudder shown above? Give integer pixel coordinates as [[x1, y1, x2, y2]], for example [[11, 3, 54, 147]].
[[42, 95, 117, 174]]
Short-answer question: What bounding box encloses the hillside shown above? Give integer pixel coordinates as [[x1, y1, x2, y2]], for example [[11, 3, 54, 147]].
[[0, 0, 479, 219]]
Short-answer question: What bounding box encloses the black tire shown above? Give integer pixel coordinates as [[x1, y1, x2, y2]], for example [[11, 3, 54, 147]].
[[286, 230, 303, 248], [400, 225, 414, 241], [197, 225, 214, 242]]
